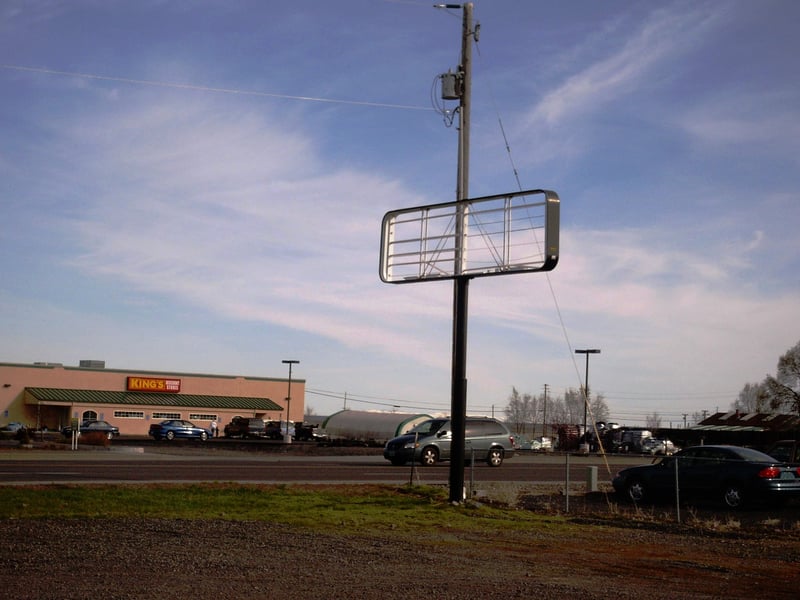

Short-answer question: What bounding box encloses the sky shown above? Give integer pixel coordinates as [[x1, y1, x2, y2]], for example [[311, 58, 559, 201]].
[[1, 0, 798, 427]]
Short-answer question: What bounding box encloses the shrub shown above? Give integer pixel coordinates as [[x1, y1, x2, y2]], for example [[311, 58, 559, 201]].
[[79, 431, 111, 447]]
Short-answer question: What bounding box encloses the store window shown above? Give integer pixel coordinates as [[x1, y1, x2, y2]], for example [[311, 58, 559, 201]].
[[153, 412, 181, 420], [190, 413, 217, 421], [114, 411, 144, 419]]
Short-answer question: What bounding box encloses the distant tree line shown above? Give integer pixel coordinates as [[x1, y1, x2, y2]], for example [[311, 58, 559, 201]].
[[733, 340, 800, 415], [503, 386, 609, 436]]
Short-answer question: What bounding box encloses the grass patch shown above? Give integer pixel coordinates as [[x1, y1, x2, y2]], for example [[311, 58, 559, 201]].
[[0, 483, 570, 537]]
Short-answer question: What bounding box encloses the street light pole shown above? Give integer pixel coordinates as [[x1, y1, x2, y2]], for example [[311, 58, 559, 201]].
[[282, 359, 299, 444], [575, 349, 600, 452]]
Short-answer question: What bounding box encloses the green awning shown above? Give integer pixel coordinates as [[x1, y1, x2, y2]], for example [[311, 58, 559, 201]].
[[25, 387, 282, 411]]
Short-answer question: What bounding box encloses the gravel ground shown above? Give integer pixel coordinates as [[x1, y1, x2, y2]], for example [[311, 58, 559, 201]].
[[2, 493, 800, 600]]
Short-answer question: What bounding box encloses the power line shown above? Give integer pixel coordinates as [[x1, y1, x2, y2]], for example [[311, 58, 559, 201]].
[[0, 64, 434, 112]]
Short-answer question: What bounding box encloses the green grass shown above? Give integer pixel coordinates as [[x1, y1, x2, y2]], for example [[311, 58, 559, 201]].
[[0, 483, 572, 537]]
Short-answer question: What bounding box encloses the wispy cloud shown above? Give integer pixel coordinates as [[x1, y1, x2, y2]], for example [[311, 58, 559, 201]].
[[526, 2, 720, 128]]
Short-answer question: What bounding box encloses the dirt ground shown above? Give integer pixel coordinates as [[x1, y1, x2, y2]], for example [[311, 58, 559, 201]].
[[2, 487, 800, 599]]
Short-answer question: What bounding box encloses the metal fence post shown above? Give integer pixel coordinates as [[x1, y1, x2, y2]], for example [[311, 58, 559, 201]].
[[674, 454, 681, 524], [565, 452, 570, 512]]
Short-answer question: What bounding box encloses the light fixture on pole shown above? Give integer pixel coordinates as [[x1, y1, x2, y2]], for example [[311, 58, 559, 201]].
[[575, 349, 600, 453], [282, 360, 299, 444]]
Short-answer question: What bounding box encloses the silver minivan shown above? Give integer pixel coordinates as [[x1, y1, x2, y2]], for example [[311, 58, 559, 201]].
[[383, 417, 514, 467]]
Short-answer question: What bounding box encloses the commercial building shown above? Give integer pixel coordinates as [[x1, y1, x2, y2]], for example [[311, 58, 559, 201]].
[[0, 361, 304, 436]]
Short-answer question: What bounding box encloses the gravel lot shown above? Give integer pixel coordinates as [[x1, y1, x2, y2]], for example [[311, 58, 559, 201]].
[[3, 490, 800, 599]]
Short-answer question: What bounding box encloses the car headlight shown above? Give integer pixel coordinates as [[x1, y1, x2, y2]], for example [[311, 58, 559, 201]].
[[403, 441, 418, 449]]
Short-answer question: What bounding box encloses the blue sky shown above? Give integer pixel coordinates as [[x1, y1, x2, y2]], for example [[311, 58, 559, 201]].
[[1, 1, 798, 426]]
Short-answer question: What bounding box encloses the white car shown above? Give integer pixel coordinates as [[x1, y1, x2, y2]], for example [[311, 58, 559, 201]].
[[641, 438, 676, 455]]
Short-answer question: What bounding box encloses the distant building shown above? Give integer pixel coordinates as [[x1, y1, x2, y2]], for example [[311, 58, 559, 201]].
[[0, 361, 304, 435]]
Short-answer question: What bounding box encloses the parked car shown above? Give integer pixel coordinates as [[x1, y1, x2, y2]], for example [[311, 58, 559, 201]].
[[383, 417, 515, 467], [61, 420, 120, 440], [767, 440, 800, 465], [612, 428, 653, 453], [265, 420, 295, 440], [612, 445, 800, 509], [294, 422, 325, 442], [0, 422, 25, 438], [223, 416, 266, 439], [641, 438, 676, 455], [530, 436, 553, 451], [1, 421, 25, 432], [516, 436, 553, 451], [149, 419, 208, 442]]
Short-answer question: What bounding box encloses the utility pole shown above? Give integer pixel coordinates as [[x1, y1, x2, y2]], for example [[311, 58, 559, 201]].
[[542, 384, 549, 439], [575, 349, 600, 452]]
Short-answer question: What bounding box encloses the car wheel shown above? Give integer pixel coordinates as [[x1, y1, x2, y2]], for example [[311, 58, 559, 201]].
[[165, 430, 175, 441], [419, 446, 439, 466], [626, 479, 647, 503], [722, 483, 745, 509], [106, 432, 114, 440], [200, 431, 208, 442], [486, 447, 504, 467]]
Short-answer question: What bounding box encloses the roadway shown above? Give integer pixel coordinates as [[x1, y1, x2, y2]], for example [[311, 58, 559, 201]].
[[0, 440, 650, 486]]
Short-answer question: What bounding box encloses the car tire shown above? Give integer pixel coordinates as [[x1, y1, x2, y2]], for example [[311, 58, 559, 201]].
[[200, 431, 208, 442], [419, 446, 439, 466], [625, 478, 647, 503], [486, 447, 504, 467], [721, 483, 745, 509], [165, 430, 175, 441], [106, 432, 114, 440]]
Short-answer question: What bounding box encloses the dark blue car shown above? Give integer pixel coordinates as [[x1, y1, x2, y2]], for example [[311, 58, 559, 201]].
[[61, 420, 120, 440], [149, 419, 208, 442], [613, 445, 800, 509]]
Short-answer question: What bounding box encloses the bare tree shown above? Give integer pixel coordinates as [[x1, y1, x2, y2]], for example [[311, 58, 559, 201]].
[[505, 387, 610, 438], [546, 393, 567, 426], [691, 411, 707, 426], [732, 382, 769, 413], [645, 412, 662, 430], [503, 387, 538, 435], [764, 341, 800, 414], [589, 394, 610, 424]]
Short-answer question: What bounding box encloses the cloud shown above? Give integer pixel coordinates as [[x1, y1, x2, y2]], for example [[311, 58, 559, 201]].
[[674, 92, 800, 161], [526, 3, 720, 129], [26, 93, 457, 366]]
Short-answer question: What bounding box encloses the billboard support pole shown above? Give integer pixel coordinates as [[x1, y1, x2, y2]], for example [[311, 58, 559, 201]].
[[448, 2, 473, 504]]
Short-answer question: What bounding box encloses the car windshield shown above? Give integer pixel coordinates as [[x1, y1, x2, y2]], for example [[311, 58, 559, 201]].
[[409, 419, 447, 435]]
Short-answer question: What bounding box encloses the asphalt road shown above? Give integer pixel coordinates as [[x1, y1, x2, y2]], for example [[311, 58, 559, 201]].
[[0, 441, 648, 486]]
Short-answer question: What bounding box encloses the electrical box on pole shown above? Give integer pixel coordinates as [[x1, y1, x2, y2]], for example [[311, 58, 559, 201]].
[[440, 72, 460, 100]]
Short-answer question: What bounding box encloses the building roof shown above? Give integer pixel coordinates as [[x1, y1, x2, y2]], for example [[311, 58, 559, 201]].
[[24, 387, 282, 411], [692, 411, 800, 432]]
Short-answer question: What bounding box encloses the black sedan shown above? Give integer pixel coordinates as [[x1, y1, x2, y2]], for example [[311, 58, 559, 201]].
[[612, 445, 800, 509], [61, 420, 120, 440], [149, 419, 208, 442]]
